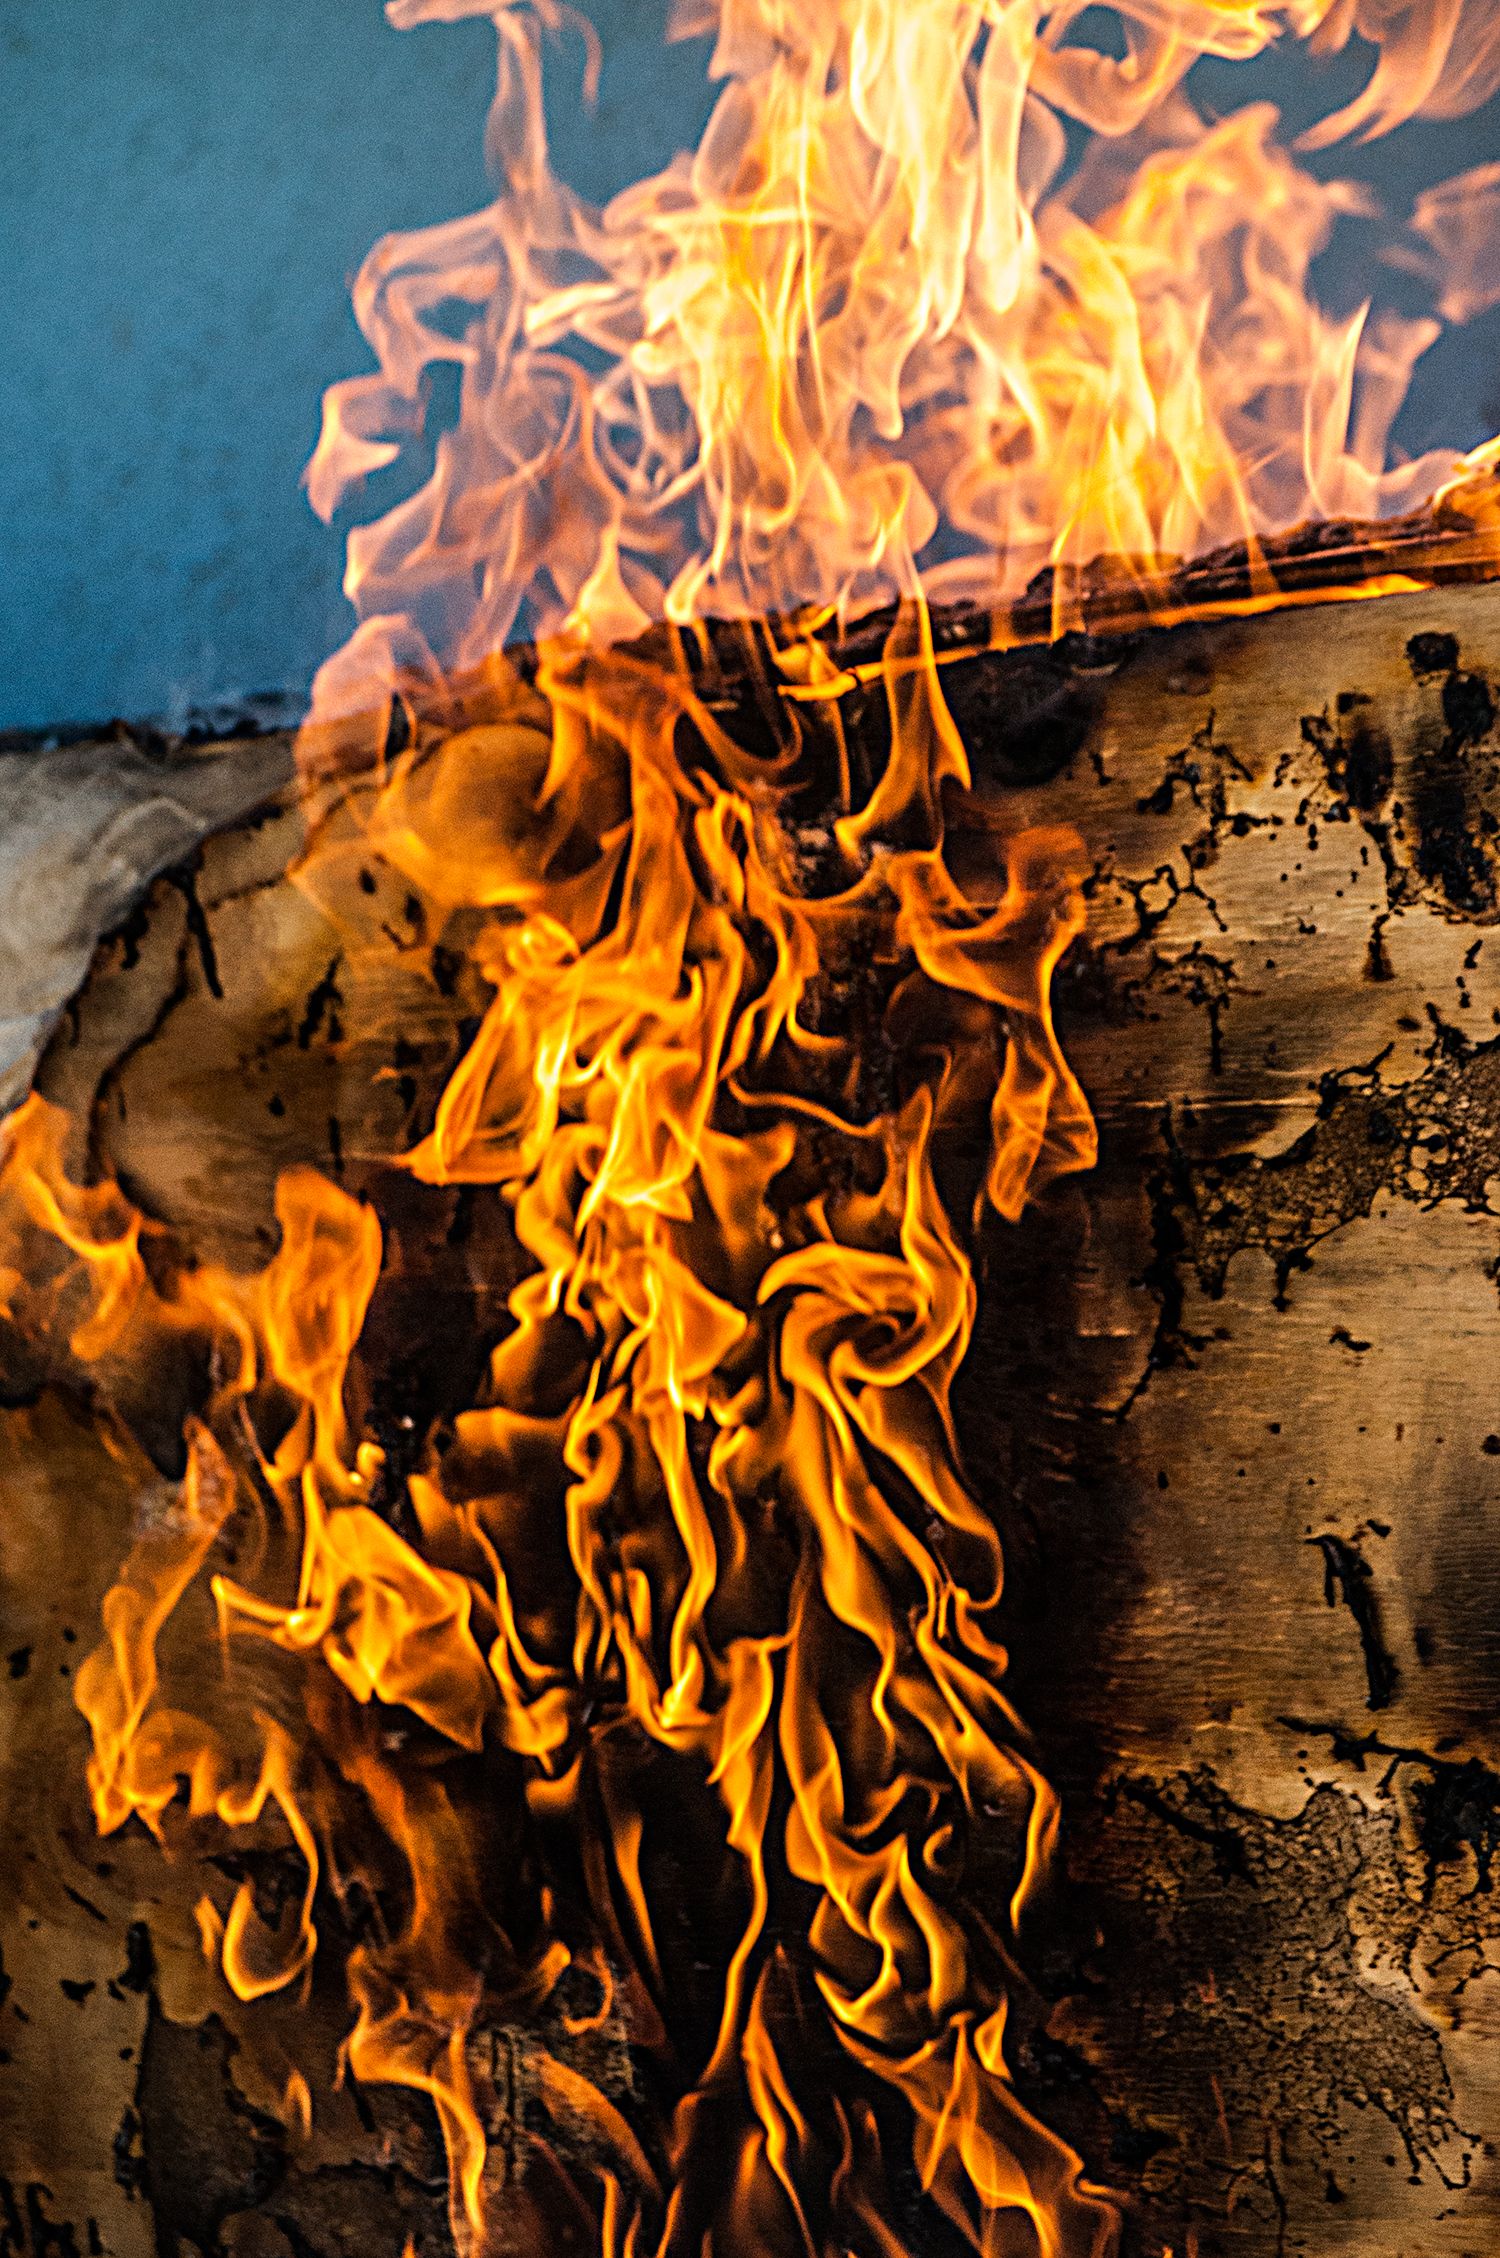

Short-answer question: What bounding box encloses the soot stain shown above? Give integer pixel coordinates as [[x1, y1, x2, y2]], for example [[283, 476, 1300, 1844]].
[[1309, 1532, 1399, 1711]]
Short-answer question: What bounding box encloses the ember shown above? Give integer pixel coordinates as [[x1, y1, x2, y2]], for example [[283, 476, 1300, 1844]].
[[4, 5, 1500, 2258]]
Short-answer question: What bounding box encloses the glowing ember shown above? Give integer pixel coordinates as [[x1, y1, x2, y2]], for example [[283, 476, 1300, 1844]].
[[5, 4, 1500, 2255]]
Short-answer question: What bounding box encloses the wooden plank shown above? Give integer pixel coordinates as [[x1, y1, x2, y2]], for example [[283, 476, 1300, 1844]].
[[2, 579, 1499, 2257]]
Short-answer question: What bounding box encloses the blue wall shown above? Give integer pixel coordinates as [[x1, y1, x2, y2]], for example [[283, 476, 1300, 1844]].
[[3, 1, 713, 731], [2, 5, 1495, 730]]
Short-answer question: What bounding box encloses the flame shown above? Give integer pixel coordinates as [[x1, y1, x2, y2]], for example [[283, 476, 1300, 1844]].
[[302, 0, 1500, 694], [1404, 157, 1500, 324], [8, 3, 1500, 2254], [0, 631, 1109, 2253]]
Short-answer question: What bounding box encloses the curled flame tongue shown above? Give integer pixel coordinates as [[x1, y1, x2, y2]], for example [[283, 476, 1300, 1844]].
[[1, 612, 1111, 2255], [374, 623, 1109, 2250]]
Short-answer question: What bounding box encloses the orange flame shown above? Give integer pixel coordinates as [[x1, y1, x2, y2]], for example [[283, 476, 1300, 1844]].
[[0, 625, 1110, 2251], [303, 0, 1500, 702], [9, 4, 1500, 2254]]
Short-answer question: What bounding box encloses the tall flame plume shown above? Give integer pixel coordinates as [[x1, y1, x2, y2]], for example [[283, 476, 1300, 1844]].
[[2, 636, 1107, 2254], [6, 4, 1500, 2256], [305, 0, 1500, 700]]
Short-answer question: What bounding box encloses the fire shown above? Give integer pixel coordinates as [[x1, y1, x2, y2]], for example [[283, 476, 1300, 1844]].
[[6, 2, 1500, 2254], [304, 0, 1500, 696], [0, 626, 1106, 2253]]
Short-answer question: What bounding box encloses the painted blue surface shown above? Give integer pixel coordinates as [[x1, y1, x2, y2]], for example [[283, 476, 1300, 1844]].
[[2, 6, 1495, 729], [2, 1, 713, 730]]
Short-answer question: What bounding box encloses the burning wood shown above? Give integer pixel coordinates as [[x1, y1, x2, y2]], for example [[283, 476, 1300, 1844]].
[[4, 566, 1500, 2258], [4, 6, 1500, 2258], [0, 621, 1113, 2258]]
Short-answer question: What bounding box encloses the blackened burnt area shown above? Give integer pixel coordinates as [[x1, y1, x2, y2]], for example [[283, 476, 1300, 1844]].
[[1139, 1015, 1500, 1314], [954, 1165, 1154, 1786], [1281, 1717, 1500, 1899], [1310, 1533, 1400, 1713], [348, 1165, 523, 1536], [1305, 691, 1394, 818], [129, 2010, 290, 2254], [0, 2178, 98, 2258], [1302, 627, 1500, 923], [1412, 723, 1498, 928], [788, 625, 1124, 796], [1404, 646, 1499, 922], [114, 1949, 454, 2258], [938, 645, 1105, 787], [1022, 1765, 1483, 2254], [0, 1232, 223, 1485]]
